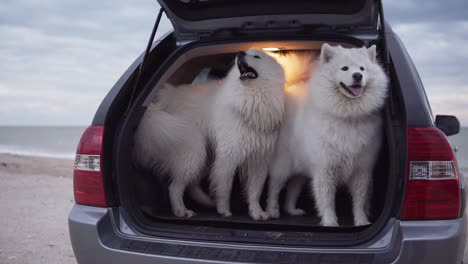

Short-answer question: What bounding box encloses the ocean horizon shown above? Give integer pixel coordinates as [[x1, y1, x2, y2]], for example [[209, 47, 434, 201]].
[[0, 126, 467, 174]]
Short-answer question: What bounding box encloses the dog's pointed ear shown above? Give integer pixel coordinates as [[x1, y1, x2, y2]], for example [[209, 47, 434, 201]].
[[320, 43, 334, 63], [367, 45, 377, 63]]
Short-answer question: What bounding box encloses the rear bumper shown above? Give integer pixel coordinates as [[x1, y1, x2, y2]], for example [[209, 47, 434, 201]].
[[69, 204, 466, 264]]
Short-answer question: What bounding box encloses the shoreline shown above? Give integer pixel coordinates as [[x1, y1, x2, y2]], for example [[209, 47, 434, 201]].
[[0, 153, 74, 178]]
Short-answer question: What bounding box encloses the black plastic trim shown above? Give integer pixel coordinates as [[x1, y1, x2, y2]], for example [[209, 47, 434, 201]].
[[112, 33, 402, 247], [93, 32, 177, 206], [385, 30, 433, 126], [98, 211, 402, 264]]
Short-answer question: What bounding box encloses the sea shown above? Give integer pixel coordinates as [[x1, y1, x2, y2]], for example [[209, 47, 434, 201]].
[[0, 126, 86, 160], [0, 126, 467, 173]]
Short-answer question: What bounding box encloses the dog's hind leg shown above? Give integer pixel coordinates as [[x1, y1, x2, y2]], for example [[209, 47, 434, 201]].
[[284, 175, 307, 216], [168, 150, 206, 218], [168, 177, 195, 218], [245, 159, 270, 221]]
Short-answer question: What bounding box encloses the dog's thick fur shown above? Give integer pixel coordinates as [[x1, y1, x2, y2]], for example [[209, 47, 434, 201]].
[[134, 49, 285, 220], [267, 44, 388, 226], [133, 94, 215, 218]]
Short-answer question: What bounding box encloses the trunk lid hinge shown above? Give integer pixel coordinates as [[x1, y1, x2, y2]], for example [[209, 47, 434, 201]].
[[126, 7, 165, 114]]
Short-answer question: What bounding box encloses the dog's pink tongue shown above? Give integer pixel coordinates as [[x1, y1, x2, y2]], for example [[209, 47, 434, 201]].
[[350, 85, 363, 96]]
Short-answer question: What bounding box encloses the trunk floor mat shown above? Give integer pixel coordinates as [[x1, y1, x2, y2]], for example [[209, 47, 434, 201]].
[[141, 206, 359, 229]]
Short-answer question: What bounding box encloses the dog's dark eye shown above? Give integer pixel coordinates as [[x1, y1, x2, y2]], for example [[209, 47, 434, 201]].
[[253, 55, 261, 59], [341, 66, 348, 71], [360, 66, 365, 71]]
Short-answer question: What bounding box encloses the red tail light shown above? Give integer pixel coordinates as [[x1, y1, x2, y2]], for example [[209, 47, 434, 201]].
[[401, 127, 461, 220], [73, 125, 107, 207]]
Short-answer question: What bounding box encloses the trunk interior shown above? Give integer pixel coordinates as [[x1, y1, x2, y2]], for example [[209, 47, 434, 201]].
[[113, 38, 400, 246]]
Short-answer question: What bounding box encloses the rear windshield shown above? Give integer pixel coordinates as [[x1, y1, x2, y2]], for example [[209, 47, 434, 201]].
[[168, 0, 368, 20]]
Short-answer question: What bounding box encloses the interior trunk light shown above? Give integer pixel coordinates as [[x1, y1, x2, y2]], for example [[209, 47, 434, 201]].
[[262, 47, 280, 52]]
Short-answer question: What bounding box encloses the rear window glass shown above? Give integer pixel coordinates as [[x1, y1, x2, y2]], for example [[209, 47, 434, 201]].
[[167, 0, 368, 21]]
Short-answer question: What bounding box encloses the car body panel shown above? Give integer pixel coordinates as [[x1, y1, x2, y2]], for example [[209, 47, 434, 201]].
[[69, 205, 466, 263]]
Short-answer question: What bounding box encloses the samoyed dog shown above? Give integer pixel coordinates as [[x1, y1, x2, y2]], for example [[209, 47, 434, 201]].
[[267, 44, 388, 226], [135, 49, 285, 220], [133, 101, 214, 218]]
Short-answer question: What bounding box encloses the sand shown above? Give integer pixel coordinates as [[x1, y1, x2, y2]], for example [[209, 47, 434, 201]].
[[0, 154, 76, 264], [0, 154, 74, 177], [0, 153, 467, 263]]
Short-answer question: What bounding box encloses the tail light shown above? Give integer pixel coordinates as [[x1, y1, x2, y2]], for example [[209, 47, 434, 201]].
[[73, 125, 107, 207], [401, 127, 461, 220]]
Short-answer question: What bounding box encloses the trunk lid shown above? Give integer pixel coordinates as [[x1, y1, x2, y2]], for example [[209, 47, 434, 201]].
[[158, 0, 380, 40]]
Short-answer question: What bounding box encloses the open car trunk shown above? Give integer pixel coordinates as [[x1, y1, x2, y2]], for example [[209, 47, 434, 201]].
[[112, 37, 401, 246]]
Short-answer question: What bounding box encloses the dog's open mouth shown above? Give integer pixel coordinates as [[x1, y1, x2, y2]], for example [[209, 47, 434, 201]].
[[237, 54, 258, 81], [340, 82, 363, 97]]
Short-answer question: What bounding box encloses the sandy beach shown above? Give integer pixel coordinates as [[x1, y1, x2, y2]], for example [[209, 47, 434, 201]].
[[0, 154, 76, 264], [0, 153, 467, 263]]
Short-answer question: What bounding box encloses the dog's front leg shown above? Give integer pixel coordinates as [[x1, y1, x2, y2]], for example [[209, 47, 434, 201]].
[[349, 167, 371, 226], [210, 153, 237, 217], [245, 160, 270, 220], [266, 155, 292, 219], [312, 166, 339, 227]]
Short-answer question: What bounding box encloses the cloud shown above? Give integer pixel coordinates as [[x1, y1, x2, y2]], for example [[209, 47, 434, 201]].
[[385, 20, 468, 125], [0, 0, 172, 125], [0, 0, 467, 125], [384, 0, 468, 23]]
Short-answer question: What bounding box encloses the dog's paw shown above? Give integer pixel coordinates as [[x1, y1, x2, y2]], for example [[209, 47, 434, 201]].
[[321, 218, 339, 227], [355, 217, 371, 226], [250, 210, 270, 221], [266, 207, 280, 219], [286, 208, 306, 216], [217, 209, 232, 217], [174, 208, 196, 218]]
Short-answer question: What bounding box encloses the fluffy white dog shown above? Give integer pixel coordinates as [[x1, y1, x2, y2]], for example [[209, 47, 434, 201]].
[[135, 49, 285, 220], [209, 50, 285, 220], [133, 101, 213, 218], [267, 44, 388, 226]]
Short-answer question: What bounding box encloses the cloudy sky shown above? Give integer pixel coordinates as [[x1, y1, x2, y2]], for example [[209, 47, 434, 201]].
[[0, 0, 467, 126]]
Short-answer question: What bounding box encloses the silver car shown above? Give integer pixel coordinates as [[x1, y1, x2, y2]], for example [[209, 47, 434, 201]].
[[69, 0, 466, 263]]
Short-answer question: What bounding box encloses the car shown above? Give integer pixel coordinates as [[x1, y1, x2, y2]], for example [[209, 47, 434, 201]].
[[68, 0, 466, 263]]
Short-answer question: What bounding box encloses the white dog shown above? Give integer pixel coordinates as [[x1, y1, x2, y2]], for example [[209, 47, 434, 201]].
[[133, 100, 214, 218], [267, 44, 388, 226], [135, 49, 285, 220], [209, 50, 285, 220]]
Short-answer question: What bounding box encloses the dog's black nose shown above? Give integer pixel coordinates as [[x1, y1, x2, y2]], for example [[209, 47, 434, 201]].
[[352, 72, 363, 81], [237, 51, 246, 58]]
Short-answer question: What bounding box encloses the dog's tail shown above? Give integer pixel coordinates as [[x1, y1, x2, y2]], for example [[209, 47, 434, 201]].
[[133, 107, 194, 170], [187, 184, 215, 208]]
